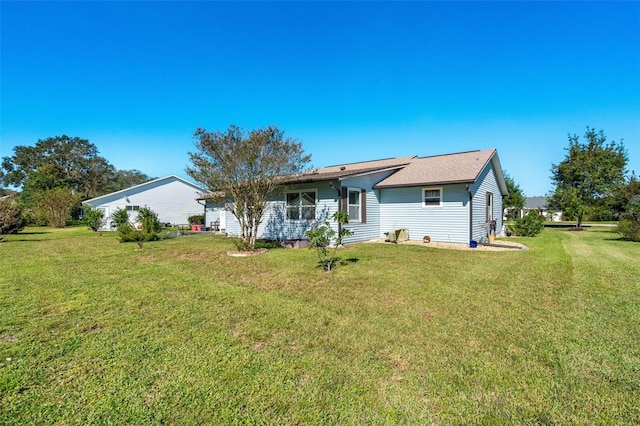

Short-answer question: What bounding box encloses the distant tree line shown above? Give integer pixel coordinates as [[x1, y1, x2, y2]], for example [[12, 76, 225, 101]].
[[0, 135, 153, 227]]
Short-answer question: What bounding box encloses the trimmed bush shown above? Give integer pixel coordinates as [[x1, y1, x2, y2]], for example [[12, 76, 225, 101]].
[[508, 210, 545, 237]]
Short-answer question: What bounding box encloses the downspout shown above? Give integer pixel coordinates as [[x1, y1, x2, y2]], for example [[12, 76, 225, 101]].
[[197, 198, 206, 224], [466, 184, 473, 242]]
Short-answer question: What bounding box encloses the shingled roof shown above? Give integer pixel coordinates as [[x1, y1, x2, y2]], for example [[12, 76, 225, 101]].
[[286, 156, 416, 184], [375, 149, 499, 188]]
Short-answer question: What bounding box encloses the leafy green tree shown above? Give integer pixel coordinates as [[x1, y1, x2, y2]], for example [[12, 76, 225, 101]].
[[548, 127, 628, 227], [103, 170, 155, 195], [306, 211, 353, 271], [187, 125, 311, 249], [82, 206, 106, 232], [503, 172, 526, 220], [1, 136, 153, 204], [33, 187, 78, 227], [1, 135, 115, 200]]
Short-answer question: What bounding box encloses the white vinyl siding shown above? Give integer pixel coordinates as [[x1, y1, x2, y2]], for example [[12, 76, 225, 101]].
[[81, 176, 205, 230]]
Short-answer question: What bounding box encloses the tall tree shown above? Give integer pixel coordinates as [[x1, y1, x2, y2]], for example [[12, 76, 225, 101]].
[[548, 127, 628, 227], [503, 172, 526, 220], [0, 135, 116, 200], [187, 125, 311, 249]]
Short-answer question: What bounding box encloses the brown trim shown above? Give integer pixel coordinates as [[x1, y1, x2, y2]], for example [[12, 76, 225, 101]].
[[341, 186, 348, 212]]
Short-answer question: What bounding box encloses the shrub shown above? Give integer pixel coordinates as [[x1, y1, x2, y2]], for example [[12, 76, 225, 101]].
[[33, 187, 78, 227], [136, 207, 162, 233], [82, 206, 105, 232], [188, 214, 205, 224], [112, 208, 130, 227], [617, 198, 640, 242], [508, 209, 545, 237], [0, 197, 26, 236], [117, 207, 162, 248], [306, 211, 353, 271]]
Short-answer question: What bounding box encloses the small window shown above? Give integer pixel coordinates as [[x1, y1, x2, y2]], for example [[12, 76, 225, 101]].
[[126, 205, 140, 211], [286, 190, 316, 220], [348, 189, 361, 221], [423, 187, 442, 207]]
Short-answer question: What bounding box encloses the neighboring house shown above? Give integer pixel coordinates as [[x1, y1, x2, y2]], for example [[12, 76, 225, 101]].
[[519, 196, 562, 222], [82, 175, 206, 230], [206, 149, 508, 245]]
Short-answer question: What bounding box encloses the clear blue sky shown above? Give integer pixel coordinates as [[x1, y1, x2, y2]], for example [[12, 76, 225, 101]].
[[2, 1, 639, 197]]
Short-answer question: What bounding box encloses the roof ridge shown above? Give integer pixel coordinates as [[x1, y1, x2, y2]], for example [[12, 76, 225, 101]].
[[323, 155, 416, 168], [415, 149, 492, 160]]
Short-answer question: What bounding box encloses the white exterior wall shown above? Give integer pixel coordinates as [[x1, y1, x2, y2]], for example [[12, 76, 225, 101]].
[[471, 164, 504, 241], [379, 184, 470, 244], [84, 177, 204, 229]]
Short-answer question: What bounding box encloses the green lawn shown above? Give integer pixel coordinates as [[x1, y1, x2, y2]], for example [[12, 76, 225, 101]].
[[1, 226, 639, 424]]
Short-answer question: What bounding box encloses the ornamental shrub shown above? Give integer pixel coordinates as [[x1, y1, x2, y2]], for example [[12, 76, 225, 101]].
[[617, 198, 640, 242], [508, 209, 545, 237], [112, 208, 130, 226], [0, 197, 26, 236], [117, 207, 161, 248], [82, 206, 105, 232]]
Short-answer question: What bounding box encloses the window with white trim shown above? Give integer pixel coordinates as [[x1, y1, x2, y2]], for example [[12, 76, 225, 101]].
[[348, 188, 361, 221], [126, 205, 140, 211], [286, 190, 316, 220], [423, 187, 442, 207]]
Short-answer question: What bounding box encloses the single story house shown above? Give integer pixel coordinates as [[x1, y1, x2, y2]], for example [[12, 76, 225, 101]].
[[205, 149, 508, 245], [82, 175, 206, 230], [522, 196, 562, 222]]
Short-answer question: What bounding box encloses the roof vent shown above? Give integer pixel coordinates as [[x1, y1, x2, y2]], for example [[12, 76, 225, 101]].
[[340, 166, 346, 171]]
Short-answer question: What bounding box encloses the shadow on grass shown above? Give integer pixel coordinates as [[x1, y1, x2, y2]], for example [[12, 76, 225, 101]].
[[313, 257, 359, 270]]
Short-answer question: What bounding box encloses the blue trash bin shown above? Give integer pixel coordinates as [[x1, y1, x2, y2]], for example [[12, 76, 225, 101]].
[[469, 240, 478, 248]]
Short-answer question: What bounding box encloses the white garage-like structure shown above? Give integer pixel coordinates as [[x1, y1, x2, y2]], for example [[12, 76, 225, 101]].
[[82, 175, 206, 230]]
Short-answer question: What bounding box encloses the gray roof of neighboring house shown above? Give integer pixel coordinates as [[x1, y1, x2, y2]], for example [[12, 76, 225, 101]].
[[525, 196, 548, 209]]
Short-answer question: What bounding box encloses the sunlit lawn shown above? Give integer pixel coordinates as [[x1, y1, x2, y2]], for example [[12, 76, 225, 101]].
[[1, 226, 639, 424]]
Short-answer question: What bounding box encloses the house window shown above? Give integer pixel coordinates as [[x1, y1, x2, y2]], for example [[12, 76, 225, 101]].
[[348, 189, 361, 221], [486, 192, 494, 221], [423, 187, 442, 207], [126, 205, 140, 211], [286, 190, 316, 220]]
